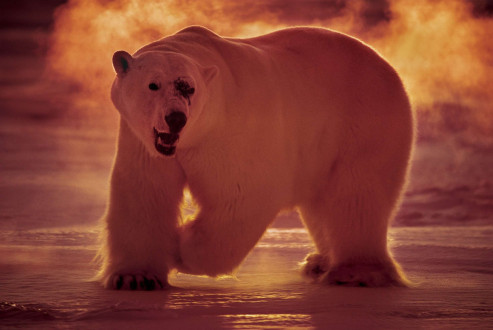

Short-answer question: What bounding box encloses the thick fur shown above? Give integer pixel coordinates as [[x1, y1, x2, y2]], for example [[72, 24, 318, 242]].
[[98, 26, 414, 289]]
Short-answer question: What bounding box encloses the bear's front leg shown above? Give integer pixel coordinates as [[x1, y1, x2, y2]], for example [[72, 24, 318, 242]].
[[176, 195, 279, 277], [97, 121, 186, 290]]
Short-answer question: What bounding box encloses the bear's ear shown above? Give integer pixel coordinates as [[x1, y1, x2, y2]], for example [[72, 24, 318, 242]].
[[202, 65, 218, 85], [112, 50, 133, 76]]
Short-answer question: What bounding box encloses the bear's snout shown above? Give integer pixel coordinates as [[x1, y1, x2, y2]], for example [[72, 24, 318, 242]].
[[165, 111, 187, 133]]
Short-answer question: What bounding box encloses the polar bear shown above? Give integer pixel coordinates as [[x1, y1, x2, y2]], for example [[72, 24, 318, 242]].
[[97, 26, 414, 290]]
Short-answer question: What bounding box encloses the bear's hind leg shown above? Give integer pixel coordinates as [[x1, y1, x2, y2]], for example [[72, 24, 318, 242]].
[[299, 168, 408, 287]]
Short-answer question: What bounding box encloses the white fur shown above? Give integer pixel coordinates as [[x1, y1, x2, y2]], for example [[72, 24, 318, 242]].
[[98, 26, 414, 289]]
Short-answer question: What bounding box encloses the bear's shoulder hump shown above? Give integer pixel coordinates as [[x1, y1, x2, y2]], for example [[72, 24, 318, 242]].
[[176, 26, 220, 39]]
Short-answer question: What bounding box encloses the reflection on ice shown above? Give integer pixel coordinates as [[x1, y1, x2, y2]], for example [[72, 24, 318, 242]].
[[221, 313, 312, 329], [257, 228, 313, 249]]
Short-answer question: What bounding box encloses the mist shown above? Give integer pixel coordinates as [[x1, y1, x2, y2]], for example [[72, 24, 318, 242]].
[[45, 0, 493, 147]]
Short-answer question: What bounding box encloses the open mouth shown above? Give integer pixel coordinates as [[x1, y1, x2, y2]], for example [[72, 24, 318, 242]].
[[154, 128, 179, 156]]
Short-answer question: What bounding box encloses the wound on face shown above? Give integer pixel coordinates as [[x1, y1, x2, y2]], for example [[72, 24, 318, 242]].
[[174, 78, 195, 105]]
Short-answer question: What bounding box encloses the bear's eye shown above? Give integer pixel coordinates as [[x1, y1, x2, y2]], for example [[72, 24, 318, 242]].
[[148, 83, 159, 91]]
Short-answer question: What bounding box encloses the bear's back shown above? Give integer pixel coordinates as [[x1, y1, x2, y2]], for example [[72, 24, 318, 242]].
[[136, 27, 393, 80], [138, 26, 370, 63], [179, 27, 399, 90]]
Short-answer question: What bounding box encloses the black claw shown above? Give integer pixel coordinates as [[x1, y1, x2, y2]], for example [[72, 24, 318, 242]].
[[312, 265, 326, 275], [130, 278, 137, 290], [116, 276, 124, 290], [147, 278, 156, 290], [112, 274, 165, 290]]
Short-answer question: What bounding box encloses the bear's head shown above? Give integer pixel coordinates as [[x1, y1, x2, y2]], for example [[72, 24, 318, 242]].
[[111, 50, 217, 157]]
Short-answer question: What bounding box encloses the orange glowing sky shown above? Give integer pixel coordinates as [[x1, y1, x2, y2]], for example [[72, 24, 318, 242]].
[[46, 0, 493, 144]]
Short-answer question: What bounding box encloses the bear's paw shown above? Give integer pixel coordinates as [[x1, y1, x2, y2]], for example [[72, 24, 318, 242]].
[[106, 273, 169, 290], [301, 253, 330, 281], [321, 262, 407, 287]]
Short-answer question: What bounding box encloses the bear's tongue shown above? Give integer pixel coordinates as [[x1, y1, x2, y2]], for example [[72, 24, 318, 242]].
[[157, 132, 179, 145]]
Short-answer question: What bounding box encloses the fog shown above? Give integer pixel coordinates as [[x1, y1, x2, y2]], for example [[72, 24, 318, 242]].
[[46, 0, 493, 146]]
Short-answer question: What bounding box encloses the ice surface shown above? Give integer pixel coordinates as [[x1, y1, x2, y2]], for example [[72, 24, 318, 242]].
[[1, 226, 493, 329]]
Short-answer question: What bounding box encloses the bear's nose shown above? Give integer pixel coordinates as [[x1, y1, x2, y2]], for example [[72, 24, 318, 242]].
[[165, 111, 187, 133]]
